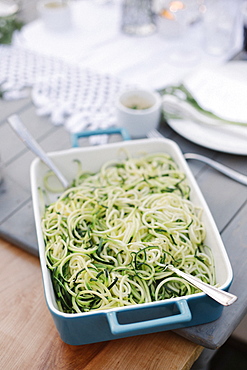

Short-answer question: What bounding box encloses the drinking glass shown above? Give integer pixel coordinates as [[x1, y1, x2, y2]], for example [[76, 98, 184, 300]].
[[243, 2, 247, 52], [156, 0, 204, 65], [202, 0, 239, 56], [121, 0, 156, 36]]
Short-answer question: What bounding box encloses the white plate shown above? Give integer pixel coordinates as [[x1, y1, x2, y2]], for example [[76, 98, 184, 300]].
[[166, 61, 247, 155]]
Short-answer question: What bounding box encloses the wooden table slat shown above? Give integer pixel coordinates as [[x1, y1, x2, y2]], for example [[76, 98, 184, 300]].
[[0, 239, 203, 370]]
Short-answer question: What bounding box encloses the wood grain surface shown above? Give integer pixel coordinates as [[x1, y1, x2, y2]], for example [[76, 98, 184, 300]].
[[0, 239, 202, 370]]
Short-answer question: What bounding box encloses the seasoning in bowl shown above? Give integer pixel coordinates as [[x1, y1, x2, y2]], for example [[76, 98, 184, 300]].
[[116, 89, 162, 138]]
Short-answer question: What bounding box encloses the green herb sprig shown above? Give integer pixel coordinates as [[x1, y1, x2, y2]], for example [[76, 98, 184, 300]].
[[159, 83, 247, 128], [0, 15, 24, 44]]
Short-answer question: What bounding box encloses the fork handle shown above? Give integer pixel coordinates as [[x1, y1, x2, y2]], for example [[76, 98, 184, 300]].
[[184, 153, 247, 186], [167, 265, 237, 306], [8, 115, 69, 189]]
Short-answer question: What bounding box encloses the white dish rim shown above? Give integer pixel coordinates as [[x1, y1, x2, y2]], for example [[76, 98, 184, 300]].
[[30, 138, 233, 318]]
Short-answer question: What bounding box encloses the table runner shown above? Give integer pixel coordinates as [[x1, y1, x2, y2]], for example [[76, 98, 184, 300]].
[[0, 44, 132, 140]]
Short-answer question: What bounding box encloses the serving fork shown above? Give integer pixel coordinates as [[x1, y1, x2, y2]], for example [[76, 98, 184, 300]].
[[147, 129, 247, 186], [8, 115, 69, 189]]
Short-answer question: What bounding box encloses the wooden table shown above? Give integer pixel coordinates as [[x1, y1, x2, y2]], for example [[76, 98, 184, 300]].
[[0, 238, 203, 370], [0, 1, 247, 368]]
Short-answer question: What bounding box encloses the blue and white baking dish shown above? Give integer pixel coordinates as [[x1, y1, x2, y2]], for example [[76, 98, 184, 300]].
[[30, 138, 233, 345]]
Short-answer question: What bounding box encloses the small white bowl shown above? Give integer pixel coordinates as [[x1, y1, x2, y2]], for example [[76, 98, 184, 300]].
[[37, 0, 72, 32], [116, 89, 162, 138]]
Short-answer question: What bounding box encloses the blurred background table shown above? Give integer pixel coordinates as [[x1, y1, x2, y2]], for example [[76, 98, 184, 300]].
[[13, 0, 243, 89]]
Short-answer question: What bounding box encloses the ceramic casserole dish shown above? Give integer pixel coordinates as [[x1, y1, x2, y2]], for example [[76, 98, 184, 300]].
[[30, 138, 233, 345]]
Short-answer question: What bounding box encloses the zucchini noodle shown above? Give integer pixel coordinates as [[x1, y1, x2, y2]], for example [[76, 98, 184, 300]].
[[42, 153, 216, 313]]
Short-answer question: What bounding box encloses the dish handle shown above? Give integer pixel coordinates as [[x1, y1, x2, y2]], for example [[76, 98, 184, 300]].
[[71, 127, 131, 147], [106, 299, 191, 335]]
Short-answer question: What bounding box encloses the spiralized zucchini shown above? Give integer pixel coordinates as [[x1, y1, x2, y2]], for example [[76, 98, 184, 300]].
[[42, 152, 215, 313]]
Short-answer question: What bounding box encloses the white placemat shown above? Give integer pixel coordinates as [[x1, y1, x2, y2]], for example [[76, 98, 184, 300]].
[[14, 0, 243, 90]]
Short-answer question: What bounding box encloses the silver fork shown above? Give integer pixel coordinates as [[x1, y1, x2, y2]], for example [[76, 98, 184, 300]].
[[147, 129, 247, 186]]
